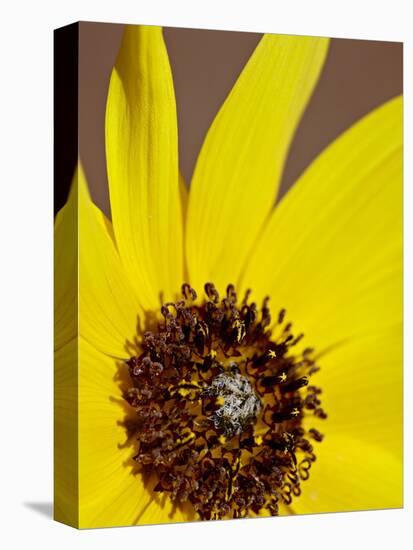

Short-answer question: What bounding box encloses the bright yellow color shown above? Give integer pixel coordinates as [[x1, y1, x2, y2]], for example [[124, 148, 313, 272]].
[[78, 165, 142, 358], [290, 434, 403, 515], [54, 174, 78, 527], [54, 339, 78, 527], [310, 327, 402, 461], [54, 177, 77, 351], [241, 96, 403, 351], [106, 25, 184, 309], [54, 24, 403, 528], [186, 34, 330, 294], [78, 338, 194, 528]]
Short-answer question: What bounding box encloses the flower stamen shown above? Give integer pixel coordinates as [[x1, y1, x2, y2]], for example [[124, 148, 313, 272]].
[[124, 283, 326, 520]]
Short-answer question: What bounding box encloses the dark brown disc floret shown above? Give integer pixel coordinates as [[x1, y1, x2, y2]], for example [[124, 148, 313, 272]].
[[125, 283, 326, 520]]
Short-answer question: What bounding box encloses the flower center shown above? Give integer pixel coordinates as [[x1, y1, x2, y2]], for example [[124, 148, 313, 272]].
[[205, 370, 262, 438], [125, 283, 326, 520]]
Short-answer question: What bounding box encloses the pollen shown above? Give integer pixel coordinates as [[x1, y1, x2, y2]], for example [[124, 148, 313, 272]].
[[124, 282, 326, 520], [205, 371, 262, 437]]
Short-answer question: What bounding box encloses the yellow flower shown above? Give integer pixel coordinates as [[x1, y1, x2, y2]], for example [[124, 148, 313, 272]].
[[54, 25, 402, 528]]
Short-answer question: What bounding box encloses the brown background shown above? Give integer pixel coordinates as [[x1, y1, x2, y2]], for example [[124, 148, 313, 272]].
[[78, 23, 402, 219]]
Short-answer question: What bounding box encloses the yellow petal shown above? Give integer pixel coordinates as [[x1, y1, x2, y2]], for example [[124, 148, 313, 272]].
[[54, 338, 78, 527], [291, 434, 402, 514], [79, 166, 143, 358], [179, 172, 188, 239], [242, 96, 402, 351], [186, 34, 330, 293], [78, 338, 193, 528], [307, 326, 402, 460], [54, 179, 77, 351], [106, 25, 183, 308]]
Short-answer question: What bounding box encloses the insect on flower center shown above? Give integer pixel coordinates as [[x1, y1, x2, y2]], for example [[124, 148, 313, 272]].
[[124, 282, 326, 520]]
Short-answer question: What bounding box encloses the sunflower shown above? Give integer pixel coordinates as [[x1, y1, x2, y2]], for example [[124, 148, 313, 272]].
[[54, 25, 403, 528]]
